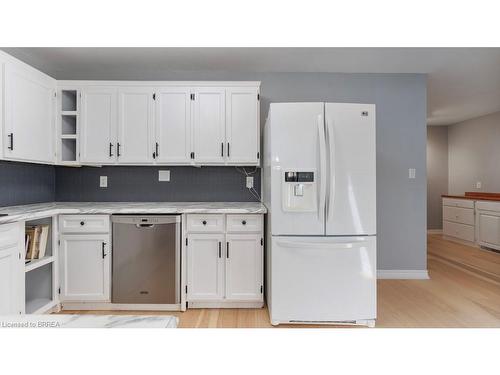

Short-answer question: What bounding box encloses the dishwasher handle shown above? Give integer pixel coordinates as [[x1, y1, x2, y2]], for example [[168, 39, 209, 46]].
[[136, 223, 155, 228]]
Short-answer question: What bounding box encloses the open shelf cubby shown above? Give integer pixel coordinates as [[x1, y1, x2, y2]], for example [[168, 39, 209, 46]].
[[25, 262, 53, 314], [61, 90, 77, 112], [61, 138, 77, 162], [61, 114, 77, 135]]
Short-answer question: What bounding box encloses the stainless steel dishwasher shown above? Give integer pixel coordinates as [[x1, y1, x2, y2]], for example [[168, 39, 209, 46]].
[[111, 215, 181, 304]]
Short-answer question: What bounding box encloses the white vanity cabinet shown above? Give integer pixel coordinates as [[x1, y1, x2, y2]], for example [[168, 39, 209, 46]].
[[0, 222, 24, 315], [59, 215, 111, 302], [185, 213, 264, 308]]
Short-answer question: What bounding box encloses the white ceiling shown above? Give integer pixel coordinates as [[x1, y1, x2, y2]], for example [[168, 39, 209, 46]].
[[2, 48, 500, 126]]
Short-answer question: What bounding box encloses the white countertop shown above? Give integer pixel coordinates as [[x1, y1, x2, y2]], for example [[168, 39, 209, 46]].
[[0, 314, 178, 328], [0, 201, 267, 224]]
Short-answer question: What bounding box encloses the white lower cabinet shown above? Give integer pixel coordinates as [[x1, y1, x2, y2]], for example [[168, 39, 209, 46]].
[[59, 234, 111, 302], [186, 214, 264, 307], [186, 233, 225, 301], [225, 234, 263, 301], [0, 222, 24, 315]]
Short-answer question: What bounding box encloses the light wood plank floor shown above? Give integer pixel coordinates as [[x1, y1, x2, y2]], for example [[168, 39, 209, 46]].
[[62, 235, 500, 328]]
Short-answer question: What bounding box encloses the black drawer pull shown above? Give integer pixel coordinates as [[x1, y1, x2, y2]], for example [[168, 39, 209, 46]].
[[80, 221, 85, 226], [218, 242, 221, 258], [242, 220, 247, 225], [202, 220, 207, 225]]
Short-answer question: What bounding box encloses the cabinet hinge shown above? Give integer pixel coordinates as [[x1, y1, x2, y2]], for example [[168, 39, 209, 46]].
[[260, 285, 263, 294], [185, 238, 188, 246], [185, 285, 188, 294], [261, 238, 263, 246], [58, 239, 60, 246], [153, 93, 156, 100], [257, 93, 260, 101]]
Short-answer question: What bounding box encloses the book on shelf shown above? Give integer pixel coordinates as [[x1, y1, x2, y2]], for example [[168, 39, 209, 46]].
[[25, 225, 50, 261]]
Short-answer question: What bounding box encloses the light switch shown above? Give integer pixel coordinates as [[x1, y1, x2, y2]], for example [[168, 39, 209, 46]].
[[159, 170, 170, 182], [476, 181, 482, 189], [408, 168, 416, 179], [100, 176, 108, 188]]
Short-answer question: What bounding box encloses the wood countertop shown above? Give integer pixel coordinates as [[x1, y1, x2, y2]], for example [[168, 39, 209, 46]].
[[442, 192, 500, 202]]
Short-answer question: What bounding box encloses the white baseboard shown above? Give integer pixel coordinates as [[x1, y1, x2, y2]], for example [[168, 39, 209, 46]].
[[377, 270, 430, 279], [427, 229, 442, 234]]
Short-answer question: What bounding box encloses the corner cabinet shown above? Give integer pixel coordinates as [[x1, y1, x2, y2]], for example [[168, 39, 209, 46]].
[[185, 214, 264, 308], [3, 62, 56, 164]]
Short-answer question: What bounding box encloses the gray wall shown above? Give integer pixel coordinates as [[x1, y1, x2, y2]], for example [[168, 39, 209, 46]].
[[427, 127, 448, 229], [55, 166, 260, 202], [0, 161, 55, 207], [448, 111, 500, 194]]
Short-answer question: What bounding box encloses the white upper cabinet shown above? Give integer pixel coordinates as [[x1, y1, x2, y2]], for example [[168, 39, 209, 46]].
[[192, 87, 226, 164], [117, 87, 154, 164], [80, 87, 117, 164], [155, 87, 192, 164], [3, 63, 55, 163], [225, 87, 260, 164]]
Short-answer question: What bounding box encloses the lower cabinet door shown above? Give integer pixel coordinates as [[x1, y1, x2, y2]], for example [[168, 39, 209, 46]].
[[225, 234, 263, 301], [60, 234, 111, 301], [187, 233, 225, 301], [0, 245, 23, 314], [477, 212, 500, 248]]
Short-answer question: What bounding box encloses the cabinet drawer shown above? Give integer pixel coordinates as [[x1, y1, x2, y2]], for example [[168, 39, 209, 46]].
[[0, 222, 20, 250], [443, 220, 475, 242], [442, 198, 474, 209], [226, 215, 263, 233], [186, 214, 224, 233], [442, 206, 474, 225], [59, 215, 110, 234]]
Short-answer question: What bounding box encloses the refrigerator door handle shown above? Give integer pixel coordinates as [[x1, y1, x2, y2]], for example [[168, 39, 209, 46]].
[[326, 117, 335, 219], [276, 240, 365, 249], [317, 114, 327, 221]]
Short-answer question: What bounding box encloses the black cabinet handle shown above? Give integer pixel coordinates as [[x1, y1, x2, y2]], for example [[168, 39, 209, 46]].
[[218, 242, 221, 258], [221, 142, 224, 157], [109, 143, 113, 157], [8, 133, 13, 150], [155, 142, 159, 157], [117, 143, 121, 157], [242, 220, 247, 225], [227, 142, 230, 157], [202, 220, 207, 225], [226, 242, 229, 258], [102, 242, 107, 258], [80, 221, 85, 226]]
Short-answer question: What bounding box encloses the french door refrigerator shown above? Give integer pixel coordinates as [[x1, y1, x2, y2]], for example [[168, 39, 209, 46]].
[[263, 102, 376, 326]]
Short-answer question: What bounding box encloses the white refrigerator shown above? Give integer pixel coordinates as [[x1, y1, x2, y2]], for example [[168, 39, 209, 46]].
[[263, 102, 377, 326]]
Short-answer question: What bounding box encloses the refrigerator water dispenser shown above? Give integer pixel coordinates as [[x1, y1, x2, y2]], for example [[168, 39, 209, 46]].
[[282, 171, 317, 212]]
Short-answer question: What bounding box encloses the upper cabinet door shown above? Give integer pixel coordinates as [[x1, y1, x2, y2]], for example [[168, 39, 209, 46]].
[[155, 88, 192, 164], [80, 87, 117, 164], [3, 63, 55, 163], [192, 87, 225, 164], [117, 87, 154, 164], [225, 87, 260, 165]]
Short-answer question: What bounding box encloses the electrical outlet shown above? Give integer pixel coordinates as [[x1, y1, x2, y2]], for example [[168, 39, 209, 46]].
[[246, 176, 254, 189], [158, 170, 170, 182], [476, 181, 482, 189], [408, 168, 416, 179], [100, 176, 108, 188]]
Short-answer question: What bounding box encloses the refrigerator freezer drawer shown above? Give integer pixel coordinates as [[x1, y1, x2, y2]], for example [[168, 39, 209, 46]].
[[269, 235, 376, 324]]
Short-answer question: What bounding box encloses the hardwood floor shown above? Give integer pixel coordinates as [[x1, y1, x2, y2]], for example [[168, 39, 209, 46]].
[[61, 234, 500, 328]]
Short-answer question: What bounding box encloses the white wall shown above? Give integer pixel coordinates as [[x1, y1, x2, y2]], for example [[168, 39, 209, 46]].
[[427, 127, 448, 229], [448, 111, 500, 194]]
